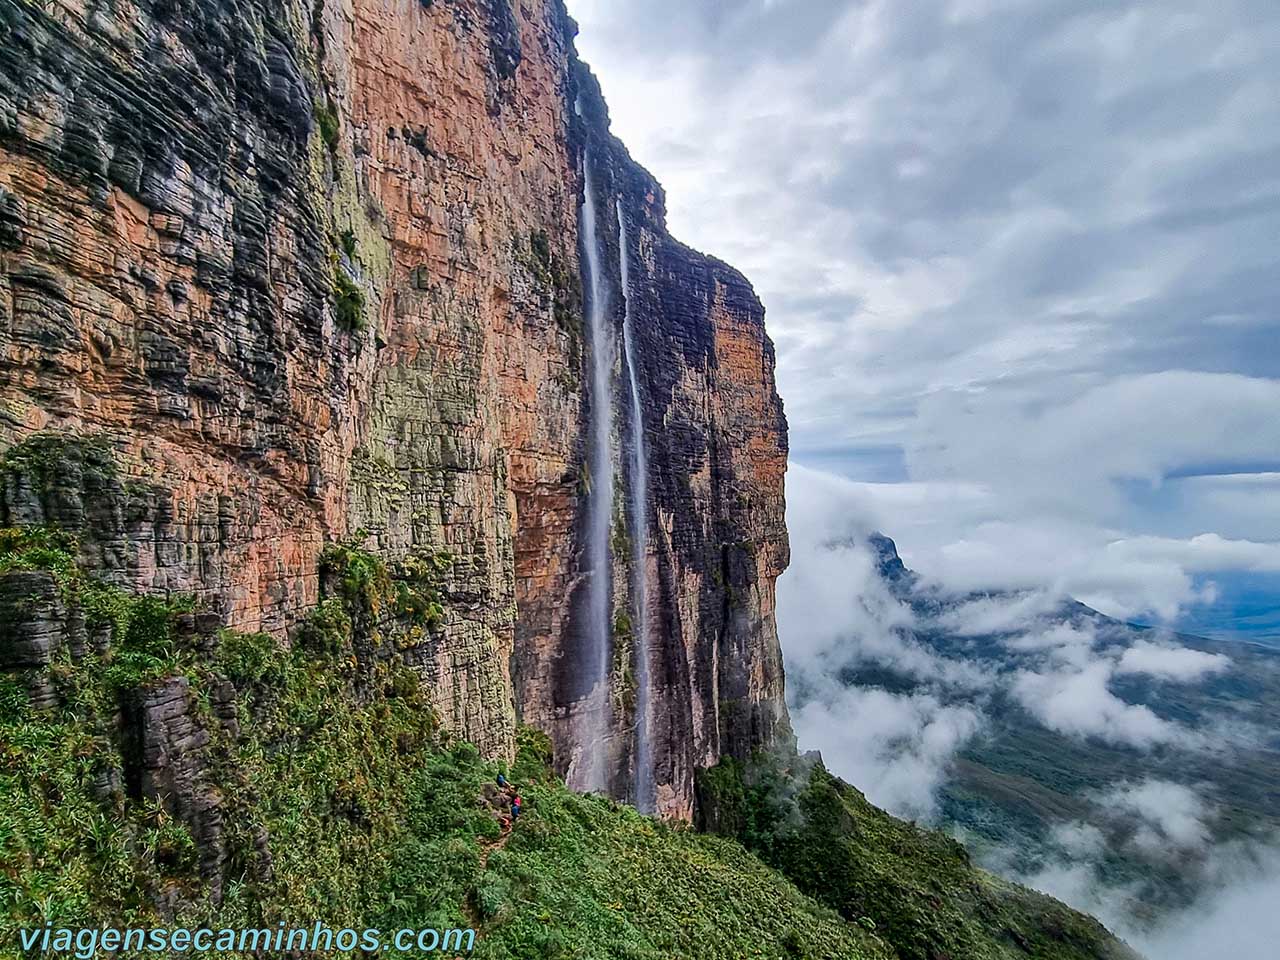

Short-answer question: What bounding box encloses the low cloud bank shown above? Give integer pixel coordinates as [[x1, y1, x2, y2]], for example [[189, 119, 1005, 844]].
[[778, 463, 1280, 955], [778, 457, 1280, 632], [792, 688, 981, 821], [1011, 662, 1186, 749], [1137, 852, 1280, 960], [1006, 805, 1280, 960], [780, 465, 1228, 765], [1097, 779, 1214, 854]]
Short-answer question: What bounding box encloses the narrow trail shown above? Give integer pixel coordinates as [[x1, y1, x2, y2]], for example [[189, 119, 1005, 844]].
[[478, 817, 515, 871], [460, 796, 521, 934]]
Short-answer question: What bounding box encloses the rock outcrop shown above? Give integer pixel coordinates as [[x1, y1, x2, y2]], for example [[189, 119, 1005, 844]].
[[0, 0, 790, 818]]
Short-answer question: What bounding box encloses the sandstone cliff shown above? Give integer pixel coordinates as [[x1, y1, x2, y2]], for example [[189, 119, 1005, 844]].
[[0, 0, 790, 818]]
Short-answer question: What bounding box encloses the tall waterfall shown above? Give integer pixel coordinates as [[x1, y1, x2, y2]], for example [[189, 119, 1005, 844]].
[[576, 151, 615, 793], [617, 198, 655, 813]]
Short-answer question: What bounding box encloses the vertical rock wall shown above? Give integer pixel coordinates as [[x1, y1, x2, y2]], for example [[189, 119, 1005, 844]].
[[0, 0, 790, 817]]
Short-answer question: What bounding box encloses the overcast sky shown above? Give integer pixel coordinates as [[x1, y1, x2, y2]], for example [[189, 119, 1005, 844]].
[[571, 0, 1280, 635]]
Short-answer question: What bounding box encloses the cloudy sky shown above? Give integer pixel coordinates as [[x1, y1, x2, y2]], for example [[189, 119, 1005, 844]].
[[571, 0, 1280, 638]]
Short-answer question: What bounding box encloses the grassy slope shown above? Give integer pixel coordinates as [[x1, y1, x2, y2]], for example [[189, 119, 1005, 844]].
[[0, 526, 887, 960], [478, 769, 890, 959], [697, 757, 1138, 960]]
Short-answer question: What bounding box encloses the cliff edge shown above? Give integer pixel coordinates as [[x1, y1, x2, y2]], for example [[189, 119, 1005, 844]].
[[0, 0, 789, 818]]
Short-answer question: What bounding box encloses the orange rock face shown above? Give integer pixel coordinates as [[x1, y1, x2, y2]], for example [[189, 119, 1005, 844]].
[[0, 0, 790, 817]]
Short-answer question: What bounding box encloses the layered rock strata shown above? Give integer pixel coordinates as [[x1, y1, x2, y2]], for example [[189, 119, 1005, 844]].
[[0, 0, 789, 818]]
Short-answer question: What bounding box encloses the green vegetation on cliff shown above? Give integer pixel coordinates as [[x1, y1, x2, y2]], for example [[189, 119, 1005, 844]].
[[0, 434, 1133, 959], [697, 756, 1137, 960], [0, 525, 890, 959], [333, 268, 367, 332]]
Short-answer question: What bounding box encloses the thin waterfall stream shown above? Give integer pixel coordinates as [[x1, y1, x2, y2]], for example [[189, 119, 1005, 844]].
[[576, 149, 615, 793], [617, 199, 655, 813]]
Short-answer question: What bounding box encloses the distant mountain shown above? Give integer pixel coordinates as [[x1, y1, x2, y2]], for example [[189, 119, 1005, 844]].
[[805, 534, 1280, 925]]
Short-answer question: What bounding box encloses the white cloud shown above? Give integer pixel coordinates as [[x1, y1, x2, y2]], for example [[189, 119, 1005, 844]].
[[907, 372, 1280, 525], [1011, 661, 1189, 748], [1105, 534, 1280, 574], [1014, 859, 1143, 931], [1004, 621, 1096, 657], [932, 591, 1065, 637], [1094, 779, 1215, 853], [1116, 639, 1231, 682], [780, 469, 995, 692], [777, 465, 1242, 786], [1011, 821, 1280, 960], [791, 687, 982, 821], [790, 464, 1279, 625], [1139, 850, 1280, 960], [1048, 821, 1108, 858]]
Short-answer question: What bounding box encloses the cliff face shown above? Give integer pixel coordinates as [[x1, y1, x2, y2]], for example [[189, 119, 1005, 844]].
[[0, 0, 789, 818]]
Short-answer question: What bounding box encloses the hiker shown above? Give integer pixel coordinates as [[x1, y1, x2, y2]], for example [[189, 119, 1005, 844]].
[[497, 773, 508, 789], [511, 796, 522, 821]]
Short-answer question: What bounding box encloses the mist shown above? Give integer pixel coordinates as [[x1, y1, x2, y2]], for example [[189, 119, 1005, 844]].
[[777, 462, 1280, 958]]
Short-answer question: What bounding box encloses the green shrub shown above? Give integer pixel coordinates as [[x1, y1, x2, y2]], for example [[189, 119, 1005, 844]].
[[696, 755, 1131, 960], [529, 229, 551, 270], [296, 597, 354, 656], [216, 628, 288, 687], [339, 228, 358, 260], [334, 269, 367, 332], [0, 433, 118, 498], [99, 594, 192, 695], [0, 525, 79, 585], [320, 539, 390, 610], [314, 99, 340, 151]]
